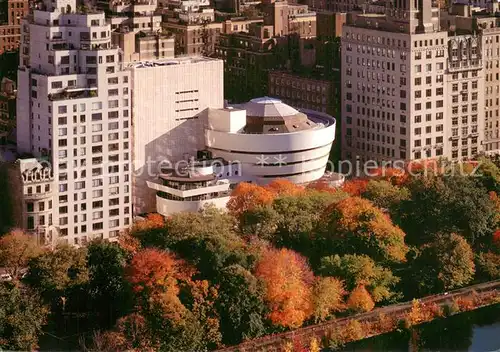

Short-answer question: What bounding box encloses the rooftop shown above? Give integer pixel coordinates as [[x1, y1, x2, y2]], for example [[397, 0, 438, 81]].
[[128, 55, 218, 68], [244, 96, 300, 118]]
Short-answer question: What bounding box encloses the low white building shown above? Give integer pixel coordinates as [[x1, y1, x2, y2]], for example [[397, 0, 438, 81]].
[[147, 97, 339, 216], [207, 97, 337, 184]]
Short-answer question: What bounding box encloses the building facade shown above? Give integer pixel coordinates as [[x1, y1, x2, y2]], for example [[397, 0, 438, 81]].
[[0, 0, 29, 53], [340, 0, 488, 163], [129, 57, 224, 214], [0, 77, 16, 144], [16, 0, 132, 244], [341, 2, 500, 163], [146, 96, 338, 217]]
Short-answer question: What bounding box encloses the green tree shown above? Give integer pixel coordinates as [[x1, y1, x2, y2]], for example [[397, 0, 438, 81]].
[[407, 234, 475, 295], [215, 265, 267, 344], [362, 180, 410, 213], [475, 252, 500, 280], [312, 277, 346, 322], [475, 157, 500, 193], [270, 191, 348, 259], [319, 254, 400, 303], [25, 245, 89, 310], [397, 175, 497, 246], [0, 282, 49, 350], [86, 240, 134, 326]]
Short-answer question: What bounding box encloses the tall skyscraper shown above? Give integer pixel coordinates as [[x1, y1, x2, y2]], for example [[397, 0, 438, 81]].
[[341, 0, 485, 163], [16, 0, 132, 244]]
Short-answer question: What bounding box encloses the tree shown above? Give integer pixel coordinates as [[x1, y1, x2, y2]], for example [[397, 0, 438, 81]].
[[475, 252, 500, 280], [311, 277, 346, 322], [227, 182, 275, 219], [86, 240, 134, 326], [264, 178, 304, 197], [346, 285, 375, 313], [26, 245, 89, 310], [269, 191, 348, 258], [0, 230, 41, 278], [341, 179, 369, 196], [397, 175, 497, 246], [0, 282, 49, 350], [254, 248, 314, 328], [362, 180, 410, 212], [408, 234, 475, 295], [125, 248, 191, 297], [133, 213, 165, 232], [216, 265, 267, 345], [319, 197, 408, 263], [319, 254, 400, 303], [475, 157, 500, 193]]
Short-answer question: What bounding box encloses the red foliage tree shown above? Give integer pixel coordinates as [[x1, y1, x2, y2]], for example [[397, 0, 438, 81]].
[[254, 248, 314, 328]]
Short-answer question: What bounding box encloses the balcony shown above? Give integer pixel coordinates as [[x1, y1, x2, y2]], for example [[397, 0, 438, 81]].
[[48, 87, 97, 101]]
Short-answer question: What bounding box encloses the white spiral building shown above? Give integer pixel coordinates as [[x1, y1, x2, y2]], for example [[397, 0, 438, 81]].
[[205, 97, 337, 184]]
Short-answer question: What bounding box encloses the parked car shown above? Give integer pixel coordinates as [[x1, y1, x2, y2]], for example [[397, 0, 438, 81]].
[[0, 273, 12, 281]]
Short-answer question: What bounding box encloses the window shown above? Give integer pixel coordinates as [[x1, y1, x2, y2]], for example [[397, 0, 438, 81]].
[[415, 91, 421, 98], [415, 64, 422, 72], [58, 106, 67, 114], [415, 103, 422, 111], [436, 124, 443, 132], [108, 122, 119, 130], [51, 81, 63, 89], [415, 127, 421, 135], [108, 100, 119, 108], [27, 202, 34, 212], [414, 115, 421, 123], [415, 140, 421, 147]]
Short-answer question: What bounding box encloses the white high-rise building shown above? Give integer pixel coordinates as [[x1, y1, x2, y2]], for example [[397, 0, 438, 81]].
[[16, 0, 132, 244]]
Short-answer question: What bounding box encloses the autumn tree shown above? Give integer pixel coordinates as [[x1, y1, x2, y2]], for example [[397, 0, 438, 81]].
[[406, 233, 475, 295], [254, 248, 314, 328], [0, 229, 41, 278], [319, 197, 408, 264], [341, 179, 369, 196], [216, 265, 267, 344], [311, 277, 346, 322], [0, 282, 49, 351], [265, 178, 304, 197], [227, 182, 275, 219], [319, 254, 400, 303], [133, 213, 165, 232], [346, 285, 375, 313], [126, 248, 191, 296]]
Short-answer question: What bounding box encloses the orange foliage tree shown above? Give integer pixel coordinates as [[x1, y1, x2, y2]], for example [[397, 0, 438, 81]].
[[254, 247, 314, 328], [371, 167, 408, 186], [226, 182, 275, 218], [305, 180, 339, 194], [264, 178, 304, 197], [126, 248, 193, 295], [0, 229, 41, 278], [321, 197, 408, 263], [133, 213, 165, 232], [347, 285, 375, 313], [341, 179, 369, 196]]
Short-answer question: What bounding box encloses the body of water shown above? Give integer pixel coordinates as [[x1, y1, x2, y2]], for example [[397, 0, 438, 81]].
[[342, 304, 500, 351]]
